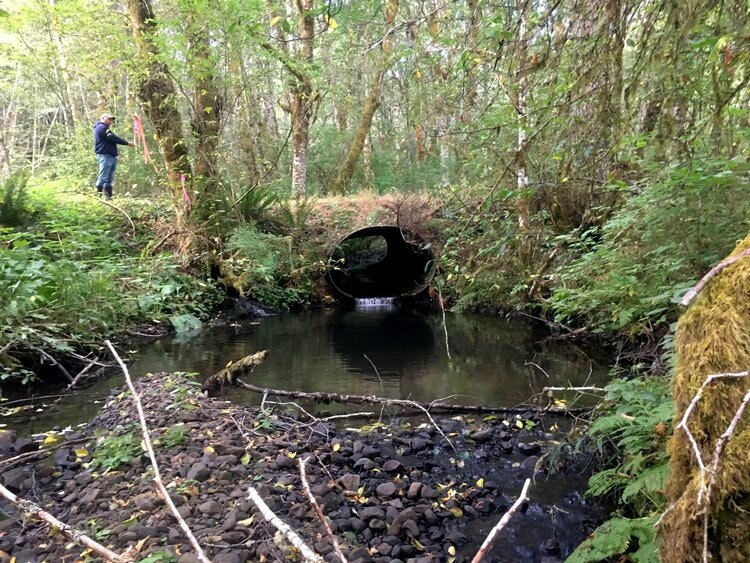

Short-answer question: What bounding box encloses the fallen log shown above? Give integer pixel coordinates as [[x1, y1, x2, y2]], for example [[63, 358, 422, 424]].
[[235, 379, 590, 415], [202, 349, 270, 395]]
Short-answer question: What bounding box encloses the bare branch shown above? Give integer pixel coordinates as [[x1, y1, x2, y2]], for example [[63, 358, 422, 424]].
[[471, 478, 531, 563], [246, 486, 324, 563], [299, 457, 347, 563], [0, 482, 133, 562], [680, 249, 750, 307], [105, 340, 211, 563]]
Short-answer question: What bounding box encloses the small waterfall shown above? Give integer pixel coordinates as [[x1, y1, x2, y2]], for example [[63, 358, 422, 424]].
[[354, 297, 396, 311]]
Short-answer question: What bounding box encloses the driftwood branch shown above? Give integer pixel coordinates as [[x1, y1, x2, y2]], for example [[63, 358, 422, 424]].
[[299, 457, 347, 563], [235, 380, 589, 415], [202, 350, 270, 395], [471, 478, 531, 562], [246, 486, 324, 563], [105, 340, 211, 563], [0, 482, 133, 562], [680, 248, 750, 306]]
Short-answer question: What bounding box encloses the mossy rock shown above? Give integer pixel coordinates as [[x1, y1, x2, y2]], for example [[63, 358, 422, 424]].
[[660, 234, 750, 562]]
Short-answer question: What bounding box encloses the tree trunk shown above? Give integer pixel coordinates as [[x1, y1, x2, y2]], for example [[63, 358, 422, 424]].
[[515, 3, 530, 238], [124, 0, 193, 224], [290, 0, 316, 197], [185, 6, 224, 223], [330, 68, 384, 195]]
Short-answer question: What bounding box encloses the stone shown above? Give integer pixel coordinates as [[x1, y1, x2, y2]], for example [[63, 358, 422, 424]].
[[376, 482, 398, 497], [340, 473, 361, 492], [186, 463, 211, 482]]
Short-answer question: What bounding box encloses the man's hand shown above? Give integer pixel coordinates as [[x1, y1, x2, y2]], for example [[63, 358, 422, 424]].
[[128, 141, 135, 147]]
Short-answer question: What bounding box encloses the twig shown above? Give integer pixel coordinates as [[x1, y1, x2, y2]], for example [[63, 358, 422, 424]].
[[543, 386, 606, 394], [680, 248, 750, 306], [0, 482, 133, 562], [299, 458, 347, 563], [246, 486, 324, 563], [436, 286, 452, 361], [34, 348, 73, 382], [64, 357, 100, 392], [471, 478, 531, 563], [659, 370, 750, 563], [105, 340, 211, 563]]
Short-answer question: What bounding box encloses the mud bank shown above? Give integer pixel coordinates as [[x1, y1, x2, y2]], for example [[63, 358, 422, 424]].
[[0, 373, 604, 562]]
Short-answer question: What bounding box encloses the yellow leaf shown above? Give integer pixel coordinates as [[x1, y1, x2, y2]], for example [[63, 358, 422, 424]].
[[288, 451, 297, 459], [204, 445, 215, 454], [450, 506, 463, 517], [238, 517, 255, 527], [270, 16, 282, 26], [515, 420, 524, 429], [80, 548, 93, 557], [448, 545, 456, 556], [326, 15, 338, 29], [240, 453, 251, 465], [43, 433, 62, 445], [476, 478, 484, 488], [74, 448, 89, 458], [333, 443, 341, 452], [415, 70, 422, 79], [135, 537, 148, 552]]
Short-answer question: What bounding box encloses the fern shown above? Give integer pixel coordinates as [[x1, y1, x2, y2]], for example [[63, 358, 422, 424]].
[[566, 516, 659, 563]]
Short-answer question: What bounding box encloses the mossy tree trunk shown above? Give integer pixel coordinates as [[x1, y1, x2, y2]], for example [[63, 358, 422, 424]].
[[330, 67, 384, 195], [660, 233, 750, 562], [125, 0, 193, 227]]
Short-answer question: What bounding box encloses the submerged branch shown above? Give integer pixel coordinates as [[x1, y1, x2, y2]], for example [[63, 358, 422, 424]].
[[234, 379, 589, 415]]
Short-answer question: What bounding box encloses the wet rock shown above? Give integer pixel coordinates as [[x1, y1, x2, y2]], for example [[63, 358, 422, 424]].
[[376, 482, 398, 497], [340, 473, 361, 491], [353, 457, 375, 470], [382, 459, 402, 472], [470, 428, 493, 442], [518, 442, 542, 455], [186, 463, 211, 482]]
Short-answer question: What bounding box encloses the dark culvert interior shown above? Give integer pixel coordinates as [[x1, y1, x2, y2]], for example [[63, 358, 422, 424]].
[[327, 226, 436, 300]]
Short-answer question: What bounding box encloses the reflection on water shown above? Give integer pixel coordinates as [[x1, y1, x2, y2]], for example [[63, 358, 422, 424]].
[[5, 310, 610, 435]]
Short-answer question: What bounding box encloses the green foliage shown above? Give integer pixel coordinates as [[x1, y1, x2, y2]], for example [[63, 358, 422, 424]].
[[90, 429, 141, 473], [223, 223, 314, 310], [236, 183, 279, 222], [0, 186, 222, 378], [550, 158, 750, 335], [0, 170, 32, 227], [155, 423, 187, 450], [566, 374, 673, 562], [566, 515, 660, 563]]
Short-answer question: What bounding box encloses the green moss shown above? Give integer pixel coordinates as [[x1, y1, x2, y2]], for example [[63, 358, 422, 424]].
[[660, 234, 750, 562]]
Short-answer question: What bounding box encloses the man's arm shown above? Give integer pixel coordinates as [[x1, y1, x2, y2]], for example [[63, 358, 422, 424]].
[[106, 130, 133, 146]]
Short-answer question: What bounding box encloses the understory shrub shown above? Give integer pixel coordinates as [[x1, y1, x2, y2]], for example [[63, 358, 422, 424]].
[[550, 158, 750, 335], [0, 170, 32, 226]]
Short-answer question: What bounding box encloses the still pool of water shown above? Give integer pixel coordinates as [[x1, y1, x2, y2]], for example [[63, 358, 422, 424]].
[[5, 309, 611, 435]]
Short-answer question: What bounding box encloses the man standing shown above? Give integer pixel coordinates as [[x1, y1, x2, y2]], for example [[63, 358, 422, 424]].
[[93, 113, 134, 199]]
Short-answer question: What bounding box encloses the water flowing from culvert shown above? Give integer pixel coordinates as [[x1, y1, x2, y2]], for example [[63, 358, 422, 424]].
[[354, 297, 396, 311]]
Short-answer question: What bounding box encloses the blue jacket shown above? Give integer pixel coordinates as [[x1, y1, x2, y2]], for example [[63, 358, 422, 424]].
[[93, 121, 129, 157]]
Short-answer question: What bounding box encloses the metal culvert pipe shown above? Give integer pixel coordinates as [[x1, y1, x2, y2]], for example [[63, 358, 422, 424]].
[[327, 226, 437, 300]]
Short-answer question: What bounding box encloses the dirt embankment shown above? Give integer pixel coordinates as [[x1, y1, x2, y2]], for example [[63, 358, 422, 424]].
[[0, 373, 602, 563]]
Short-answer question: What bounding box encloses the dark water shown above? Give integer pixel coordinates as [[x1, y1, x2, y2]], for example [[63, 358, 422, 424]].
[[5, 309, 610, 435]]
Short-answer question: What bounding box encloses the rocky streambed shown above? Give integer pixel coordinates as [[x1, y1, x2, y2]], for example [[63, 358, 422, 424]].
[[0, 373, 604, 563]]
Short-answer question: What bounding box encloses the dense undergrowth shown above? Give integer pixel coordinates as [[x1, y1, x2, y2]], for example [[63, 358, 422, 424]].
[[0, 175, 222, 386]]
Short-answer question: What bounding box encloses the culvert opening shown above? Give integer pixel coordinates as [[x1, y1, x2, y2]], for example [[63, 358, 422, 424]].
[[327, 226, 436, 301]]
